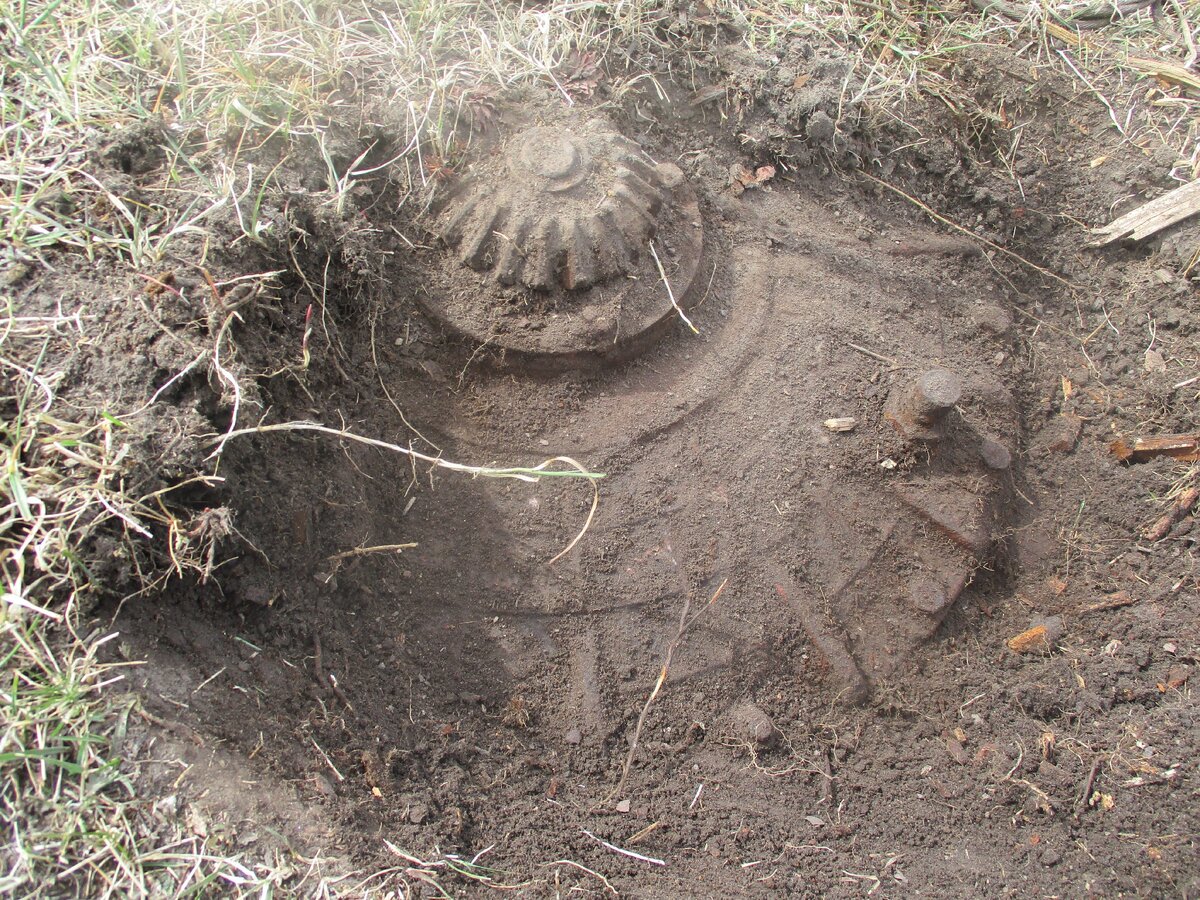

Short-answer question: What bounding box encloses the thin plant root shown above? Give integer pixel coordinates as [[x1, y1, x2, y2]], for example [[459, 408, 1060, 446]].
[[603, 578, 728, 807], [214, 421, 603, 563], [859, 171, 1072, 287]]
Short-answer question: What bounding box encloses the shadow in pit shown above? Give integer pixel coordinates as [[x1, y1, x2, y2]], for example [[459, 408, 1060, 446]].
[[106, 426, 534, 844]]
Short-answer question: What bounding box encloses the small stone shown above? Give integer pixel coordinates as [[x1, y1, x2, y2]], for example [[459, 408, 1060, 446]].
[[1039, 615, 1065, 644], [564, 726, 582, 745], [615, 799, 631, 813], [980, 438, 1012, 471], [729, 701, 777, 745], [408, 803, 428, 825], [1039, 847, 1062, 867]]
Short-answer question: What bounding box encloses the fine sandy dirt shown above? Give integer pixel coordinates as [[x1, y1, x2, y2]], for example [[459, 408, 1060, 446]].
[[32, 31, 1197, 898]]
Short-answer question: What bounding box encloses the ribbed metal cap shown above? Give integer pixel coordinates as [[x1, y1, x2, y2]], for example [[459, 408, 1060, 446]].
[[439, 125, 679, 292]]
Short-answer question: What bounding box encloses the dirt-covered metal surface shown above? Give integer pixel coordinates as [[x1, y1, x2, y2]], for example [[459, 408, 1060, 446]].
[[424, 108, 704, 368]]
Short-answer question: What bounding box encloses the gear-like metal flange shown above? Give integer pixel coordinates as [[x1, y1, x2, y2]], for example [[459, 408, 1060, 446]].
[[439, 126, 681, 291], [424, 118, 704, 369]]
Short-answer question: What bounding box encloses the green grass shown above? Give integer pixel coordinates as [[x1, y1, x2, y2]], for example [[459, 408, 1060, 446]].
[[2, 0, 1198, 895]]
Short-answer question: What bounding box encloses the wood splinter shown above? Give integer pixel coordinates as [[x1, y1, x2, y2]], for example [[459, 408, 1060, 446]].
[[1090, 179, 1200, 246], [1110, 433, 1200, 464]]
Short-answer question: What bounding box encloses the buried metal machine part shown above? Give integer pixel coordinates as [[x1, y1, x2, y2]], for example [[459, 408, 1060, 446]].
[[884, 368, 963, 442]]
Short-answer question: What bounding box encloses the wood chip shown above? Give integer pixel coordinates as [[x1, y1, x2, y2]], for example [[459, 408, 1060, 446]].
[[1090, 179, 1200, 246], [1143, 486, 1199, 541], [1082, 591, 1139, 613], [1125, 57, 1200, 98], [823, 417, 857, 432], [1110, 433, 1200, 463], [1008, 625, 1050, 653]]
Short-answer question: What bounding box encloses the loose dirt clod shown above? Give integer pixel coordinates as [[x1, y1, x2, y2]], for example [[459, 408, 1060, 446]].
[[727, 700, 778, 745]]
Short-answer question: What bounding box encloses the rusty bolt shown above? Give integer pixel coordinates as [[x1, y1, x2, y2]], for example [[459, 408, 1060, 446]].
[[885, 368, 963, 441]]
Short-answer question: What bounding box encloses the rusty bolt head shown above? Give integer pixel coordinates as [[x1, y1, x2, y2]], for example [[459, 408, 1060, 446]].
[[913, 369, 963, 422], [886, 368, 963, 442]]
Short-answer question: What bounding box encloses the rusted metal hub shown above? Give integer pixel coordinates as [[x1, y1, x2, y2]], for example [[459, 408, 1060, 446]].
[[885, 368, 964, 442], [512, 127, 590, 190], [426, 117, 704, 368]]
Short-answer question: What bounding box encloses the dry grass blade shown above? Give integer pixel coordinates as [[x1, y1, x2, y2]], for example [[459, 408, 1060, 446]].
[[860, 171, 1073, 287], [649, 241, 699, 335]]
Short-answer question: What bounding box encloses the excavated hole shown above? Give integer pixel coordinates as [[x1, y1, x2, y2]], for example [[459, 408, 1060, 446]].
[[112, 95, 1053, 870]]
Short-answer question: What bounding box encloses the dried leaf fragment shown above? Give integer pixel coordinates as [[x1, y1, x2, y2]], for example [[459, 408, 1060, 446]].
[[943, 732, 969, 765], [729, 162, 777, 195], [1090, 791, 1115, 811], [502, 696, 530, 728], [1039, 731, 1056, 759], [1158, 665, 1190, 692]]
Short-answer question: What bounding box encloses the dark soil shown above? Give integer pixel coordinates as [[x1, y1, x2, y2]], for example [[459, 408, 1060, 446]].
[[38, 26, 1198, 899]]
